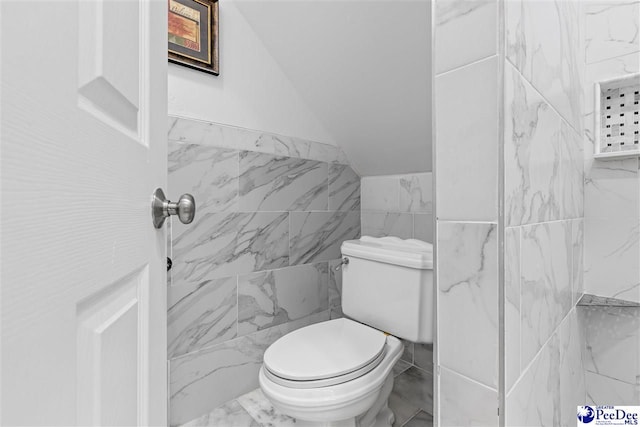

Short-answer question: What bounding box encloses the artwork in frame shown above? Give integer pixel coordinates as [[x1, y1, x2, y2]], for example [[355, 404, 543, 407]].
[[168, 0, 219, 75]]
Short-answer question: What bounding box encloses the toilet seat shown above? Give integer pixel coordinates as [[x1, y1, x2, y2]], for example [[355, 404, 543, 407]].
[[263, 318, 387, 389]]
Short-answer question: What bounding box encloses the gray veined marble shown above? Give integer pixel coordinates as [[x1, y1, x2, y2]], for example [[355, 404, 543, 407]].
[[171, 211, 289, 285], [237, 389, 298, 427], [585, 2, 640, 65], [238, 263, 329, 336], [520, 220, 573, 369], [239, 151, 328, 212], [506, 0, 583, 131], [572, 219, 585, 307], [170, 311, 330, 426], [434, 0, 497, 74], [439, 367, 497, 426], [504, 63, 563, 227], [168, 142, 239, 214], [168, 276, 238, 359], [168, 116, 349, 164], [328, 259, 343, 309], [361, 212, 413, 240], [399, 173, 433, 213], [506, 309, 584, 427], [289, 211, 361, 265], [181, 399, 258, 427], [328, 164, 361, 211], [438, 222, 498, 388], [578, 293, 640, 307]]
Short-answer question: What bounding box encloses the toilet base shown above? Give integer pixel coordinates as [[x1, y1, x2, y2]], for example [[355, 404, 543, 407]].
[[285, 374, 396, 427]]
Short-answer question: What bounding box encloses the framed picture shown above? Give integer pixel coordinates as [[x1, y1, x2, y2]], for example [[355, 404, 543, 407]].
[[168, 0, 219, 75]]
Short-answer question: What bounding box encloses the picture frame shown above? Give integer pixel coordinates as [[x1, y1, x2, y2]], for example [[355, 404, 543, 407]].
[[168, 0, 219, 75]]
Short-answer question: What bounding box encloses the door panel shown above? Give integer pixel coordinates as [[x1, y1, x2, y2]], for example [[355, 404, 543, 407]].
[[0, 0, 167, 425]]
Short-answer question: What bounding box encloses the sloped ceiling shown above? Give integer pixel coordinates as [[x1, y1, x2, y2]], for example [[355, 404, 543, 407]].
[[236, 0, 432, 176]]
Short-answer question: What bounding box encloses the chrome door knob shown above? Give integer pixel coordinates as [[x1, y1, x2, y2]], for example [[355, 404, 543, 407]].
[[152, 188, 196, 229]]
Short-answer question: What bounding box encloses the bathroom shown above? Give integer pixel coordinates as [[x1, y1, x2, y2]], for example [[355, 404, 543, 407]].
[[1, 0, 639, 426]]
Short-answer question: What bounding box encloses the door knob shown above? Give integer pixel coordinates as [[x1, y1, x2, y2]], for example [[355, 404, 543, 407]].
[[152, 188, 196, 229]]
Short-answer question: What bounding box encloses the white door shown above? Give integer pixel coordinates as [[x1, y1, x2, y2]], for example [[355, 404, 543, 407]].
[[1, 0, 168, 425]]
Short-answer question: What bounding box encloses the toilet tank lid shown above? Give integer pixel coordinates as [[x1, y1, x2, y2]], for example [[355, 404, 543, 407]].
[[341, 236, 433, 269]]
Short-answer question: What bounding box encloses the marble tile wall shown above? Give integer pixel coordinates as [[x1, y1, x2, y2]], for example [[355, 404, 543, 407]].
[[583, 1, 640, 304], [360, 172, 433, 242], [433, 0, 500, 424], [503, 0, 587, 422], [167, 116, 360, 426]]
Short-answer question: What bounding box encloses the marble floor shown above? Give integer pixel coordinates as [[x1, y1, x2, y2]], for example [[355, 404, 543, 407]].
[[181, 360, 433, 427]]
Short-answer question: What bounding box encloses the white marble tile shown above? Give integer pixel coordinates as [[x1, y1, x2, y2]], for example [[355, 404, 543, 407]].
[[558, 309, 586, 427], [439, 368, 498, 427], [560, 121, 584, 220], [168, 116, 347, 164], [584, 217, 640, 303], [180, 399, 258, 427], [572, 219, 585, 306], [506, 331, 561, 427], [413, 213, 434, 243], [580, 305, 640, 385], [172, 212, 289, 283], [438, 222, 498, 388], [504, 63, 563, 226], [289, 211, 360, 265], [585, 371, 639, 405], [328, 259, 343, 309], [505, 227, 521, 392], [584, 2, 640, 65], [404, 411, 434, 427], [506, 309, 584, 427], [520, 221, 573, 368], [434, 0, 497, 75], [237, 263, 329, 336], [236, 389, 298, 427], [168, 142, 238, 217], [436, 57, 499, 221], [361, 212, 413, 239], [584, 158, 639, 220], [399, 173, 433, 213], [328, 164, 360, 211], [168, 277, 238, 359], [361, 176, 400, 211], [506, 0, 583, 130], [238, 151, 328, 211], [169, 311, 330, 426]]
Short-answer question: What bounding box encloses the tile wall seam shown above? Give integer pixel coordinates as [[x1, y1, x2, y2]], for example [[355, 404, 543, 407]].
[[439, 365, 499, 393], [505, 59, 582, 136], [434, 53, 500, 79], [505, 305, 578, 399]]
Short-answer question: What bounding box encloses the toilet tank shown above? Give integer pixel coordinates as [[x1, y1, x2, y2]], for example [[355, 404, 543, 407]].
[[340, 236, 433, 343]]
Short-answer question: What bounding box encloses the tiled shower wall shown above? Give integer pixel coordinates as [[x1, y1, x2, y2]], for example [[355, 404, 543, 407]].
[[433, 0, 585, 425], [581, 0, 640, 405], [166, 116, 360, 426]]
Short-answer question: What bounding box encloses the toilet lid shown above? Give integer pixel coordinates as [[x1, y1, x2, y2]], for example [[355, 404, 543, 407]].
[[263, 318, 387, 382]]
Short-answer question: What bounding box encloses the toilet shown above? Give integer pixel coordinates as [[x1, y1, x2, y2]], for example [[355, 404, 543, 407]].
[[259, 236, 434, 427]]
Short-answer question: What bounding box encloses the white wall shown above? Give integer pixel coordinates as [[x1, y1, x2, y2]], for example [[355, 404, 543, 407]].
[[168, 1, 336, 146]]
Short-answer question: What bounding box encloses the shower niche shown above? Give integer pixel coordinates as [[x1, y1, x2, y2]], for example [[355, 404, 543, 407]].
[[594, 73, 640, 159]]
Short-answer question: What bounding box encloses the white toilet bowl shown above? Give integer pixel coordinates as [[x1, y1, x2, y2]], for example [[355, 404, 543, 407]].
[[258, 318, 403, 427]]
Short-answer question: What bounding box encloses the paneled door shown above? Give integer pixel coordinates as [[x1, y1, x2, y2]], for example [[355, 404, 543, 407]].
[[1, 0, 167, 425]]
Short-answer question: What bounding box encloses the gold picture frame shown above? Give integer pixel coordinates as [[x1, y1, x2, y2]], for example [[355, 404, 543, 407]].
[[168, 0, 219, 75]]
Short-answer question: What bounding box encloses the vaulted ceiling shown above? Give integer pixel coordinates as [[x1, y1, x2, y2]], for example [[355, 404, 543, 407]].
[[236, 0, 432, 176]]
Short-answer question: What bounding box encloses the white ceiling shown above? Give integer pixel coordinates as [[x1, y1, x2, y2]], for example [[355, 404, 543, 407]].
[[236, 0, 432, 176]]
